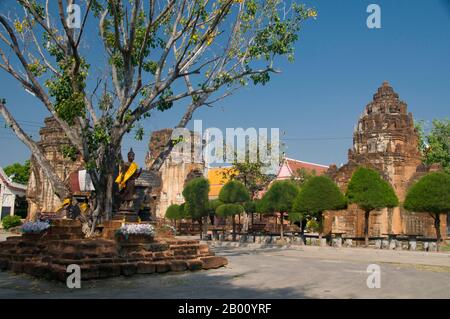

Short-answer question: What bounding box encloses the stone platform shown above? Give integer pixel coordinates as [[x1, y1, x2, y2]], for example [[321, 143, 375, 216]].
[[0, 220, 227, 281]]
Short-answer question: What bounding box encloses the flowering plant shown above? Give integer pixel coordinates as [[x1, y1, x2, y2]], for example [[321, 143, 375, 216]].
[[20, 221, 50, 234], [117, 223, 155, 237]]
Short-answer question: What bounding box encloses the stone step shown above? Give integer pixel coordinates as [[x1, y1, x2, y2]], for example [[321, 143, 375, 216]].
[[171, 245, 201, 250], [47, 239, 117, 250], [48, 251, 118, 260], [47, 227, 84, 235], [50, 257, 123, 266], [166, 240, 199, 245], [6, 236, 22, 241], [51, 219, 81, 227], [0, 234, 226, 281]]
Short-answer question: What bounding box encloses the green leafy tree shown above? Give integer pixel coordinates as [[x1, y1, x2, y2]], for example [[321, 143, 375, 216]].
[[182, 177, 210, 238], [221, 143, 275, 198], [221, 142, 277, 232], [3, 160, 30, 184], [292, 167, 316, 187], [261, 180, 299, 241], [0, 1, 315, 234], [416, 119, 450, 173], [346, 167, 398, 246], [243, 200, 257, 232], [216, 204, 244, 218], [287, 211, 307, 243], [218, 180, 250, 240], [293, 176, 346, 242], [166, 204, 182, 220], [404, 172, 450, 249], [207, 199, 223, 224], [244, 201, 257, 215], [165, 204, 185, 230]]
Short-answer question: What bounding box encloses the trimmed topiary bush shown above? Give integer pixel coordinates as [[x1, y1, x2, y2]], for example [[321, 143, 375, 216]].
[[166, 204, 184, 220], [293, 176, 347, 240], [182, 177, 210, 238], [346, 167, 398, 246], [404, 172, 450, 249], [261, 180, 300, 240], [216, 203, 244, 217], [218, 180, 249, 241]]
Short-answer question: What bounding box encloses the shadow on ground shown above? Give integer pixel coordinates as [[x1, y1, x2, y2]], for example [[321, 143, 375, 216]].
[[0, 267, 304, 299]]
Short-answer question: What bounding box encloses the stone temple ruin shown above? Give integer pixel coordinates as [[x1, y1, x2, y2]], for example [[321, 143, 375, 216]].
[[1, 121, 226, 282], [25, 122, 204, 221], [26, 117, 84, 220], [144, 129, 204, 219], [325, 82, 448, 241]]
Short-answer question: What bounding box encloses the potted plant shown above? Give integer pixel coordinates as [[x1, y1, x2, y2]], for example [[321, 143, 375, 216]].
[[20, 221, 51, 240], [116, 223, 155, 243]]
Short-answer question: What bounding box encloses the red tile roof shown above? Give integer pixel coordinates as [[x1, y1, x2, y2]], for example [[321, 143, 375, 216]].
[[284, 157, 329, 176]]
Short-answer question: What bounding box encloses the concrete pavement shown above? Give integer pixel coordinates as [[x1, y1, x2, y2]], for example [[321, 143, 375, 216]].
[[0, 244, 449, 298]]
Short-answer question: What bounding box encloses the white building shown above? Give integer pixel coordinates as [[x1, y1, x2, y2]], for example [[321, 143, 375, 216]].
[[0, 167, 27, 221]]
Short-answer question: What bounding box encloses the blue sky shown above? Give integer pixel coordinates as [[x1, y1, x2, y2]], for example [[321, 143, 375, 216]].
[[0, 0, 449, 168]]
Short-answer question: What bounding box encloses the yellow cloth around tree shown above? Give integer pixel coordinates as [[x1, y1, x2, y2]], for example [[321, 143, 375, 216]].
[[115, 162, 138, 191]]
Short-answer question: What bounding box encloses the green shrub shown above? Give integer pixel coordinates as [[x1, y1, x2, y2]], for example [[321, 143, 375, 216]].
[[215, 203, 244, 217], [404, 172, 450, 247], [306, 219, 320, 233], [2, 215, 22, 230], [166, 204, 184, 220]]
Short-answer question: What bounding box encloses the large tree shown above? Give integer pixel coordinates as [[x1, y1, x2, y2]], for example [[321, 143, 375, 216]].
[[0, 1, 315, 232], [346, 167, 398, 247], [3, 160, 31, 184], [404, 172, 450, 250], [416, 119, 450, 174], [165, 203, 185, 230], [217, 180, 249, 240], [292, 176, 346, 243], [260, 180, 299, 241]]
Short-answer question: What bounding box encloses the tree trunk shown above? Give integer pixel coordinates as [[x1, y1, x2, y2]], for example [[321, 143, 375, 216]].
[[301, 218, 307, 245], [280, 212, 284, 241], [232, 215, 236, 241], [238, 213, 241, 233], [434, 213, 442, 251], [105, 174, 114, 220], [318, 215, 323, 242], [198, 218, 203, 240], [92, 172, 115, 222], [364, 210, 370, 247], [203, 216, 208, 239]]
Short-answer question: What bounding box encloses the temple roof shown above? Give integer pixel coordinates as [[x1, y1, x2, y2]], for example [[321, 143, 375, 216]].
[[277, 157, 329, 179], [0, 167, 27, 193], [372, 81, 400, 101]]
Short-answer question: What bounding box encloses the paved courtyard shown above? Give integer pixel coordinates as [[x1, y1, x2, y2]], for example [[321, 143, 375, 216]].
[[0, 241, 449, 299]]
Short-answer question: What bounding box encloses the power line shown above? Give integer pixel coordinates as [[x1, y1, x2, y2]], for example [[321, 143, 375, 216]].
[[0, 118, 354, 142]]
